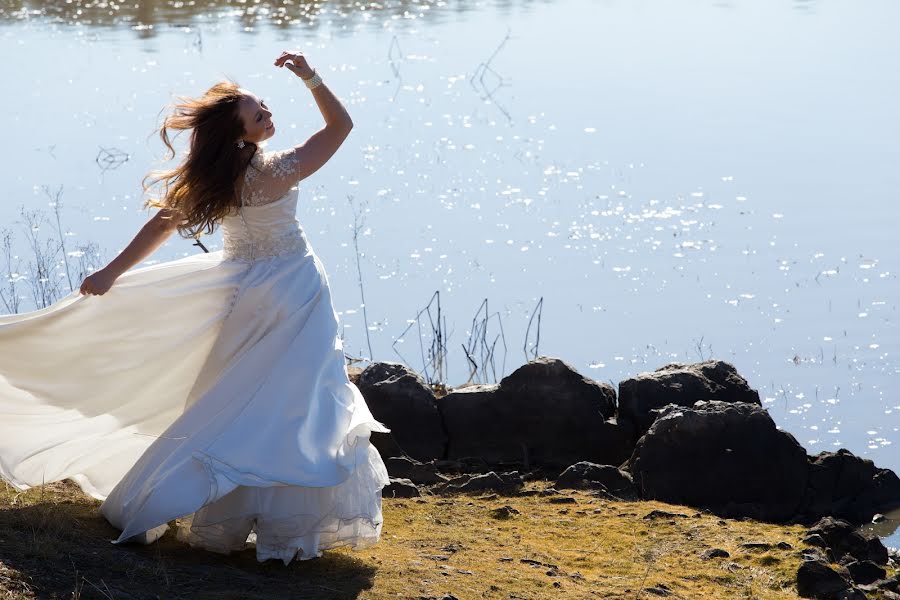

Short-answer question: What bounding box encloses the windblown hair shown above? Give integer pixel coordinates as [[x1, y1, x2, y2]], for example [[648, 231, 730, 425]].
[[143, 80, 256, 239]]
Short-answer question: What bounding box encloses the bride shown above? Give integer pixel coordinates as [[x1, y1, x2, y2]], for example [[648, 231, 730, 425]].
[[0, 51, 392, 565]]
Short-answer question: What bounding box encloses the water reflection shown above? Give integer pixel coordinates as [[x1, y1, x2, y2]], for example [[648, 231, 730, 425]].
[[860, 507, 900, 547], [792, 0, 819, 13], [1, 0, 551, 36]]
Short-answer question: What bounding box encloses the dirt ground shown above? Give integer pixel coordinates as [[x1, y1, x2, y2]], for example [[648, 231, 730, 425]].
[[1, 478, 892, 599]]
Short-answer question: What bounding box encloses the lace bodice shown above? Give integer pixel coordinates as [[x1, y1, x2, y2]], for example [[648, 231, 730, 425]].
[[240, 147, 303, 207], [221, 147, 310, 263]]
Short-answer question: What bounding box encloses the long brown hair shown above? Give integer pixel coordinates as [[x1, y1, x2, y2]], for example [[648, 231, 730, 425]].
[[143, 80, 256, 238]]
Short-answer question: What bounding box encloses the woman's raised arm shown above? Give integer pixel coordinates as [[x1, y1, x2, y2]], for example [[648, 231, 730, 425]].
[[271, 51, 354, 183]]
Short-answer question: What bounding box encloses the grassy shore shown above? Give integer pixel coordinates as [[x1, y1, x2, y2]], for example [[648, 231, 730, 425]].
[[1, 479, 895, 599]]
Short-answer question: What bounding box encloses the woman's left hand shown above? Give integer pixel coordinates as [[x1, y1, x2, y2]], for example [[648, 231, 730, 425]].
[[274, 51, 315, 80], [79, 268, 118, 296]]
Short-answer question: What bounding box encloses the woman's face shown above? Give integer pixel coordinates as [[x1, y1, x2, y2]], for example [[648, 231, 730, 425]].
[[237, 90, 274, 144]]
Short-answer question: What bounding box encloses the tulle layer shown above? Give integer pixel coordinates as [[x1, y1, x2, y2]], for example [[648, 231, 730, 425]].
[[176, 443, 389, 564]]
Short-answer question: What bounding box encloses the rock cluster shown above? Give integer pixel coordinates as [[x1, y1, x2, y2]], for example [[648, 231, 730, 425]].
[[357, 356, 900, 530], [626, 400, 808, 522], [357, 357, 631, 469], [797, 516, 899, 599], [618, 360, 761, 438]]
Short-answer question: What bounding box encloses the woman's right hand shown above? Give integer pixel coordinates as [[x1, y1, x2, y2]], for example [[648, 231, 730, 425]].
[[274, 51, 315, 80], [79, 268, 118, 296]]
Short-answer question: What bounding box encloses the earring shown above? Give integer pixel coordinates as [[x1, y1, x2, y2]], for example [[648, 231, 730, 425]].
[[236, 139, 245, 149]]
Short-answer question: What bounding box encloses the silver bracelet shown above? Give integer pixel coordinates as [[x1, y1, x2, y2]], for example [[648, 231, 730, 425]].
[[303, 70, 323, 90]]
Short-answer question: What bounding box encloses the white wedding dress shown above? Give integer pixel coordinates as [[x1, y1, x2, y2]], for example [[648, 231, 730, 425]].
[[0, 146, 392, 564]]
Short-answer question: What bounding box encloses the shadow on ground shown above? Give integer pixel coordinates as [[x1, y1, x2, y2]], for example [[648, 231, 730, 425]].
[[0, 481, 376, 599]]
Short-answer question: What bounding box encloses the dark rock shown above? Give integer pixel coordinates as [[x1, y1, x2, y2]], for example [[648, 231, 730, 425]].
[[521, 558, 558, 569], [877, 576, 900, 592], [489, 505, 520, 520], [642, 587, 671, 597], [432, 456, 495, 475], [438, 357, 629, 469], [643, 510, 688, 520], [585, 486, 624, 501], [436, 471, 524, 495], [500, 356, 616, 417], [440, 473, 474, 487], [548, 496, 577, 504], [866, 536, 888, 564], [837, 588, 871, 600], [522, 469, 552, 482], [423, 555, 450, 562], [700, 548, 730, 559], [357, 362, 447, 462], [554, 461, 638, 499], [800, 548, 829, 562], [437, 357, 633, 472], [844, 560, 886, 585], [802, 448, 900, 524], [383, 478, 421, 498], [432, 458, 465, 472], [626, 400, 808, 521], [777, 541, 794, 550], [618, 360, 760, 438], [797, 559, 854, 598], [740, 541, 774, 550], [803, 533, 830, 548], [807, 517, 889, 565], [385, 455, 449, 485]]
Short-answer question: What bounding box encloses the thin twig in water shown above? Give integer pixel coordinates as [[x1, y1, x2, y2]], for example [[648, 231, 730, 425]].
[[348, 195, 374, 362], [463, 298, 508, 384], [72, 240, 104, 286], [19, 207, 63, 309], [44, 185, 73, 292], [694, 335, 706, 361], [392, 291, 448, 385], [0, 228, 23, 314], [387, 35, 403, 102], [95, 146, 130, 173], [523, 296, 543, 362], [469, 29, 514, 122]]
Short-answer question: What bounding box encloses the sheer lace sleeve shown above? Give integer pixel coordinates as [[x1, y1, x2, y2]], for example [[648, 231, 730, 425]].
[[241, 148, 305, 207]]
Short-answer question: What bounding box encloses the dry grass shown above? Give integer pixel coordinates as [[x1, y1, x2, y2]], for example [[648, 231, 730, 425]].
[[1, 479, 895, 599]]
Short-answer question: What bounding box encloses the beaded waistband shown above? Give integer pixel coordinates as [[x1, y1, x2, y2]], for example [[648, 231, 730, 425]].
[[222, 227, 309, 262]]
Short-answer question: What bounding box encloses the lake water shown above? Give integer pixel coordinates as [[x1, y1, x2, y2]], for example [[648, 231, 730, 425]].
[[1, 0, 898, 546]]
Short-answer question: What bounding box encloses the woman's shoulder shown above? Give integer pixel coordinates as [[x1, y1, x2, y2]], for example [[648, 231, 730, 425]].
[[248, 144, 301, 181], [247, 146, 268, 170]]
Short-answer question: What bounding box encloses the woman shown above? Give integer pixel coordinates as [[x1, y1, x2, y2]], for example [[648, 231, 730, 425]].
[[0, 51, 392, 565]]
